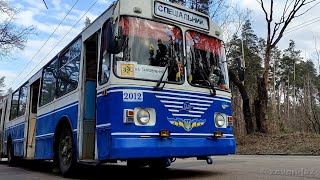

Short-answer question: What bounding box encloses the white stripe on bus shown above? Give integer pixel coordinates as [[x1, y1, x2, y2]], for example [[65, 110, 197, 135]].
[[104, 86, 231, 100], [168, 109, 179, 113], [36, 133, 54, 138], [111, 132, 234, 137], [96, 123, 111, 128], [165, 105, 183, 109], [172, 114, 202, 118], [160, 100, 184, 104], [38, 102, 78, 119], [156, 95, 213, 104], [12, 138, 24, 142]]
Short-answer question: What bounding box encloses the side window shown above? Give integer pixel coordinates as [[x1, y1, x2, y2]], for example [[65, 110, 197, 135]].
[[57, 39, 81, 97], [99, 25, 111, 84], [40, 59, 58, 106], [10, 90, 19, 120], [18, 85, 28, 116], [100, 52, 111, 84]]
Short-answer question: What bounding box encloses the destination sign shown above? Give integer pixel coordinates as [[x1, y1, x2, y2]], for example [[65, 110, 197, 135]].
[[154, 1, 209, 30]]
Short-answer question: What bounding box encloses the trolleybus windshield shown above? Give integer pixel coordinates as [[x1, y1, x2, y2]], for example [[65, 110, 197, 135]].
[[114, 16, 184, 83], [186, 31, 229, 90]]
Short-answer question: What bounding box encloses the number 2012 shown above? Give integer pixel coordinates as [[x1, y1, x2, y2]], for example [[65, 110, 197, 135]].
[[123, 92, 142, 101]]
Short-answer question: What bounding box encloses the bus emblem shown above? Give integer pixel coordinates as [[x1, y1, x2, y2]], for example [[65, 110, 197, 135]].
[[222, 105, 229, 109], [168, 117, 206, 131], [180, 102, 194, 112]]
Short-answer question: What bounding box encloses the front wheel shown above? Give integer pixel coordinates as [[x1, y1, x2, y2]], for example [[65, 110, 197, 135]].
[[127, 159, 147, 168], [58, 127, 76, 177], [147, 158, 171, 169]]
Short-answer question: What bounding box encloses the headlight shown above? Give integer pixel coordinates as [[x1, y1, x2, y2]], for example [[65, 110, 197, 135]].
[[137, 109, 150, 125], [215, 113, 226, 127]]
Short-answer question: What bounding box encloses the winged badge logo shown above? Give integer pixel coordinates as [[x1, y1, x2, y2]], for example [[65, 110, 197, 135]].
[[222, 104, 229, 109], [168, 118, 206, 131]]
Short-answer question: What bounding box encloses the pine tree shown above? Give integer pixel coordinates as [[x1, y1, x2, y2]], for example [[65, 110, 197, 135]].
[[227, 20, 263, 134], [241, 20, 262, 100], [189, 0, 209, 15], [169, 0, 186, 5]]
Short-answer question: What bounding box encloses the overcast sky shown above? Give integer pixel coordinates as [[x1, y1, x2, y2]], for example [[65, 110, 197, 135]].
[[1, 0, 320, 90]]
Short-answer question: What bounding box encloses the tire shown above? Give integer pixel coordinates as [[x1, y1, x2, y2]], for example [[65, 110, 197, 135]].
[[7, 142, 16, 167], [127, 159, 147, 168], [58, 127, 76, 177]]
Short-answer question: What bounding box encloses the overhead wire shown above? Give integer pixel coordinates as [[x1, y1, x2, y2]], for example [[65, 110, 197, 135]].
[[284, 17, 320, 35], [13, 0, 100, 88], [7, 0, 80, 89]]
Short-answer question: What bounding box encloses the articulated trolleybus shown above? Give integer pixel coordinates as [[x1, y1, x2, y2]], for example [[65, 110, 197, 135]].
[[0, 0, 236, 176]]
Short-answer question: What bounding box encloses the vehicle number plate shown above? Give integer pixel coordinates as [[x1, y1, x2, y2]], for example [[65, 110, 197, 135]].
[[123, 90, 143, 102]]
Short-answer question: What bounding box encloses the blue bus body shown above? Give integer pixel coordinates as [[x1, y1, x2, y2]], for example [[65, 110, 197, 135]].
[[96, 85, 235, 160]]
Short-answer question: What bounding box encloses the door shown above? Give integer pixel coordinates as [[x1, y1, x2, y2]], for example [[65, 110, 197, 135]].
[[81, 33, 98, 160], [0, 99, 7, 158], [26, 80, 40, 158], [0, 105, 3, 158]]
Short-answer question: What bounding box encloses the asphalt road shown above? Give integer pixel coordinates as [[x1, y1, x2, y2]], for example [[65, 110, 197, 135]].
[[0, 155, 320, 180]]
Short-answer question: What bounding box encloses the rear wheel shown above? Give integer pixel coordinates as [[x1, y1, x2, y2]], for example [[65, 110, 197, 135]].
[[58, 127, 76, 177]]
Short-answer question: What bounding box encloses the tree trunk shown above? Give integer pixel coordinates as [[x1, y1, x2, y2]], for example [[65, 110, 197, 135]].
[[255, 76, 269, 133], [229, 70, 255, 134], [255, 44, 271, 133]]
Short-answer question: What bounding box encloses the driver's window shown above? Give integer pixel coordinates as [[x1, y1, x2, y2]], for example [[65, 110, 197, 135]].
[[100, 50, 111, 84]]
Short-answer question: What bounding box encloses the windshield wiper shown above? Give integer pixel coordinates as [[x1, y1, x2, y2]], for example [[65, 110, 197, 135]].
[[154, 65, 169, 90], [195, 63, 216, 97], [154, 40, 177, 91], [192, 51, 216, 97]]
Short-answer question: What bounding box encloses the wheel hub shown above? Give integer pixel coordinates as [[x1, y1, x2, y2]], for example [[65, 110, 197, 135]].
[[60, 136, 72, 165]]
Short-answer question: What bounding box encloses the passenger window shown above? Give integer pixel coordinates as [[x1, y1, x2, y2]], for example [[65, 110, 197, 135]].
[[57, 39, 81, 97], [10, 90, 19, 120], [18, 85, 28, 116], [0, 108, 3, 124], [40, 59, 58, 106]]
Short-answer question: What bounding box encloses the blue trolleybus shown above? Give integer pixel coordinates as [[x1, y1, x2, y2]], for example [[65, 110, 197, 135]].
[[0, 0, 237, 176]]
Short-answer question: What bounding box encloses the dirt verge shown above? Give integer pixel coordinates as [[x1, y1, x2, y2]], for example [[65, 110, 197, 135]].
[[235, 132, 320, 155]]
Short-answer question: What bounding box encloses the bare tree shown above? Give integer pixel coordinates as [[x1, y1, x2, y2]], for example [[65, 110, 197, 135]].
[[0, 0, 34, 61], [256, 0, 320, 133], [208, 1, 252, 44], [83, 16, 91, 30]]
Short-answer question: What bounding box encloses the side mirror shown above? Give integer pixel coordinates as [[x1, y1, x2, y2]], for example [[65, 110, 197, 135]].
[[236, 58, 245, 81], [106, 19, 122, 54]]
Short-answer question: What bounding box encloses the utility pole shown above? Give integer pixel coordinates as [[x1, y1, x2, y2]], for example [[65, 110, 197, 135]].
[[287, 69, 290, 123], [272, 56, 277, 114], [293, 58, 296, 122], [241, 39, 245, 68]]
